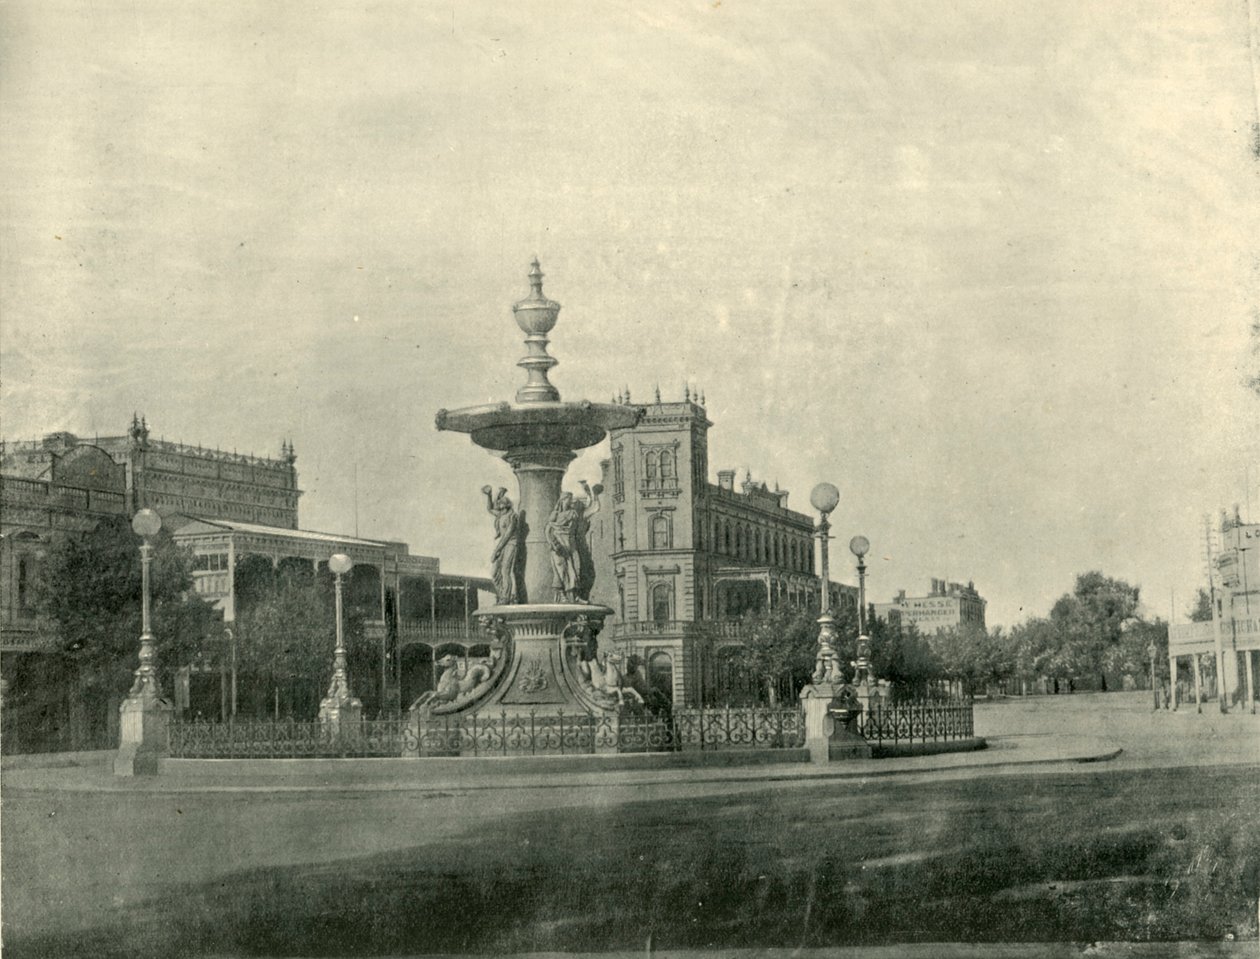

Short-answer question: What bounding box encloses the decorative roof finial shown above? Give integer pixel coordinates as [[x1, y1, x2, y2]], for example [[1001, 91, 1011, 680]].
[[624, 385, 631, 403], [654, 384, 661, 404], [684, 384, 691, 402]]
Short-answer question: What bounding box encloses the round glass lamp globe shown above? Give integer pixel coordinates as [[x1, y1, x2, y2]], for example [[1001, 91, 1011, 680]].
[[131, 509, 162, 538], [809, 482, 840, 515], [328, 553, 354, 576], [849, 535, 870, 558]]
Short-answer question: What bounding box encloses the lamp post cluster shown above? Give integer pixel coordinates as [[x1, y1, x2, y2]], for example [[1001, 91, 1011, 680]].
[[806, 482, 875, 693], [115, 518, 364, 774], [799, 482, 875, 762]]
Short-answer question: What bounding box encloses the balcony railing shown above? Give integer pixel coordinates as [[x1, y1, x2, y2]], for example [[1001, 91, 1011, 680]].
[[610, 620, 747, 640]]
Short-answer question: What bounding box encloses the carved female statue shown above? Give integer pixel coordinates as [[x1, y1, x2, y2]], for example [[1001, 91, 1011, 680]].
[[572, 480, 602, 603], [545, 492, 581, 602], [482, 485, 521, 605]]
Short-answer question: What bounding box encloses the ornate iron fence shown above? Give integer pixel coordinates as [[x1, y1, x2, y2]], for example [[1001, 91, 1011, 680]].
[[670, 707, 805, 750], [169, 718, 409, 758], [857, 697, 974, 748], [168, 706, 806, 759]]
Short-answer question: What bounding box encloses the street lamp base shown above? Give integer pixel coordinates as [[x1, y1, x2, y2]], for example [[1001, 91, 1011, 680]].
[[319, 697, 363, 737], [113, 693, 172, 777]]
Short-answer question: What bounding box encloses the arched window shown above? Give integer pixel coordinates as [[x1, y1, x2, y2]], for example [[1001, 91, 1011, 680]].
[[724, 520, 732, 554], [651, 583, 671, 623], [651, 514, 670, 550], [660, 450, 675, 484], [790, 540, 798, 570], [649, 652, 674, 702], [754, 529, 762, 564], [645, 451, 658, 484], [735, 526, 743, 557]]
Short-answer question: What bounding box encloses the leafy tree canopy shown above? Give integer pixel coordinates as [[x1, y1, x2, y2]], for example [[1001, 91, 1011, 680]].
[[1187, 587, 1214, 623], [35, 514, 219, 694]]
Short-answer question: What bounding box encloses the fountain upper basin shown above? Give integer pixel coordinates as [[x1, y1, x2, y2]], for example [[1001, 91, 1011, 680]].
[[436, 401, 641, 453]]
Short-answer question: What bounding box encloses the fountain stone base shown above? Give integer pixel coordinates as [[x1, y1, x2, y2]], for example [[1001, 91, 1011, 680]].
[[402, 604, 635, 756]]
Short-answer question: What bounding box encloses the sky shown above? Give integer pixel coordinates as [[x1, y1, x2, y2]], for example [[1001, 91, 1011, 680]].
[[2, 1, 1258, 628]]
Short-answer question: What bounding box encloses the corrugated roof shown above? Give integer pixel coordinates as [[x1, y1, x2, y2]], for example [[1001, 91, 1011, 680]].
[[173, 516, 398, 549]]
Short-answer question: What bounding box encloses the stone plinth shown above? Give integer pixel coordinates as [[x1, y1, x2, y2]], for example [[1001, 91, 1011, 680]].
[[799, 683, 872, 763], [113, 691, 173, 777], [319, 698, 364, 738]]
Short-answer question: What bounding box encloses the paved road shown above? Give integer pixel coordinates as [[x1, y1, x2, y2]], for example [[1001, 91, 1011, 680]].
[[2, 691, 1256, 951]]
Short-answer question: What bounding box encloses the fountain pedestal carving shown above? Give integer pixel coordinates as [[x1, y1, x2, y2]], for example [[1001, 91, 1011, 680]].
[[418, 261, 642, 730]]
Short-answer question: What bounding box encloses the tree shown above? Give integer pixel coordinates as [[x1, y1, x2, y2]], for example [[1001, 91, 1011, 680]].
[[1010, 617, 1061, 691], [1048, 571, 1141, 690], [731, 606, 819, 705], [34, 514, 220, 732], [234, 577, 335, 718], [870, 617, 941, 697], [928, 624, 1013, 697], [1187, 588, 1214, 623], [1108, 617, 1169, 687]]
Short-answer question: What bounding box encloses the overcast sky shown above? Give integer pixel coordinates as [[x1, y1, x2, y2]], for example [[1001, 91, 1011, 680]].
[[3, 1, 1258, 627]]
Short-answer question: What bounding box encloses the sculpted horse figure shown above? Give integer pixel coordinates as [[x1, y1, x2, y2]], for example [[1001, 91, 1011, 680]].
[[580, 648, 644, 707], [411, 653, 493, 711]]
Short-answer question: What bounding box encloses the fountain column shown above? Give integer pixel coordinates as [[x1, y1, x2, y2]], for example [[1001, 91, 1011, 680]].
[[427, 261, 643, 722]]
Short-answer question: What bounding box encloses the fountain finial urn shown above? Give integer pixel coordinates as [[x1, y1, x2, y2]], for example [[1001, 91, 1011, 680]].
[[512, 258, 562, 403]]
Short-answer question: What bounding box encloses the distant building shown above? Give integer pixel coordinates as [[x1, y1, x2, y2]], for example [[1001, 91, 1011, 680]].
[[872, 579, 987, 634], [1, 415, 301, 529], [0, 418, 490, 750], [1167, 510, 1260, 709], [588, 389, 857, 706], [1, 444, 129, 652]]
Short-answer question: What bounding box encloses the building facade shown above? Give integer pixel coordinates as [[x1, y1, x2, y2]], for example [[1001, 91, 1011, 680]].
[[588, 390, 858, 706], [1167, 511, 1260, 709], [173, 518, 491, 716], [872, 579, 987, 635], [1, 418, 490, 750], [1, 415, 301, 532]]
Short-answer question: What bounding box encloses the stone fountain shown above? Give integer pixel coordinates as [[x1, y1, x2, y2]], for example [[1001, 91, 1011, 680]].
[[420, 261, 642, 720]]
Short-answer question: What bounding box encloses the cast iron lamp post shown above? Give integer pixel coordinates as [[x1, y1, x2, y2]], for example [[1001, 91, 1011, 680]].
[[808, 483, 842, 684], [130, 508, 163, 698], [849, 534, 872, 690], [798, 483, 872, 760], [319, 553, 362, 732], [114, 508, 173, 776]]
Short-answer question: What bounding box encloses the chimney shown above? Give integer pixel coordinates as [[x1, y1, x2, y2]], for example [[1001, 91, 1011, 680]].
[[776, 489, 789, 509], [717, 469, 735, 491]]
